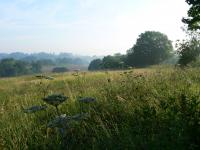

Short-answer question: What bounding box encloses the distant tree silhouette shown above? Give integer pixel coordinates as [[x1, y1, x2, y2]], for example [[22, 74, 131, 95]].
[[126, 31, 173, 67], [0, 59, 42, 77], [88, 59, 102, 70]]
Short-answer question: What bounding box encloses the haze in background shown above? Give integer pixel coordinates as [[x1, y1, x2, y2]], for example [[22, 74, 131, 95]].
[[0, 0, 188, 56]]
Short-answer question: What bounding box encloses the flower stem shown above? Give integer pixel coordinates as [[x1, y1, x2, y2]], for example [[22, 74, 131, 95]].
[[55, 106, 60, 116]]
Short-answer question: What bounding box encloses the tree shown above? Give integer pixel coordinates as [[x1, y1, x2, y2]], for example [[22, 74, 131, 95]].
[[15, 60, 30, 75], [126, 31, 173, 67], [102, 55, 125, 70], [31, 61, 42, 73], [88, 59, 102, 70], [0, 59, 42, 77], [176, 30, 200, 67], [0, 59, 30, 77], [182, 0, 200, 30], [0, 59, 17, 77]]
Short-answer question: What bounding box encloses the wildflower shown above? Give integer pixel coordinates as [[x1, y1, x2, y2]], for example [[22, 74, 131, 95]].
[[47, 114, 69, 128], [116, 95, 126, 102], [43, 94, 68, 107], [47, 113, 89, 128], [23, 105, 47, 113], [0, 106, 4, 114], [79, 97, 96, 103]]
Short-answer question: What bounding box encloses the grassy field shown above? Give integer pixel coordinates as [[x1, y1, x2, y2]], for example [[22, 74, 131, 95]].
[[0, 67, 200, 149]]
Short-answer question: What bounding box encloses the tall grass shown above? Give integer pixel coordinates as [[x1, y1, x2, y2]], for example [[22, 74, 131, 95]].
[[0, 68, 200, 149]]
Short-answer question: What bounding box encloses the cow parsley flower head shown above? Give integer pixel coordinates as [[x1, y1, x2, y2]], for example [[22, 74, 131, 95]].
[[43, 94, 68, 107], [47, 114, 69, 128], [79, 97, 96, 103], [23, 105, 47, 113]]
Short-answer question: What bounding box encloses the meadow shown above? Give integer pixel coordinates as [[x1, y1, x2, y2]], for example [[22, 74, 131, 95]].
[[0, 67, 200, 150]]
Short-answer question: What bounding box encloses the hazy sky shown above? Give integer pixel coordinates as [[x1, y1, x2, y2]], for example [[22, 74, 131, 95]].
[[0, 0, 189, 55]]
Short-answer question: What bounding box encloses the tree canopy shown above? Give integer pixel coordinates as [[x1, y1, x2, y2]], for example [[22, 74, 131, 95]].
[[126, 31, 173, 67], [88, 31, 174, 70], [0, 59, 42, 77], [182, 0, 200, 30], [88, 59, 102, 71], [88, 54, 126, 71], [176, 31, 200, 67], [102, 55, 124, 69]]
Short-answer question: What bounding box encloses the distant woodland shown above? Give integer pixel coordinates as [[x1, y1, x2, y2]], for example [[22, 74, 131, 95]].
[[0, 52, 99, 77]]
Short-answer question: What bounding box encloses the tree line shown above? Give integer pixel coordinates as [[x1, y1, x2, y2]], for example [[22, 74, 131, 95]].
[[89, 31, 175, 70], [89, 0, 200, 70], [88, 30, 200, 71], [0, 59, 42, 77], [0, 52, 99, 66]]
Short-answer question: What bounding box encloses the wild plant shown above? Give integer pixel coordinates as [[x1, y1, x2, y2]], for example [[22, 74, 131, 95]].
[[43, 94, 68, 115], [35, 75, 54, 98], [23, 76, 96, 148]]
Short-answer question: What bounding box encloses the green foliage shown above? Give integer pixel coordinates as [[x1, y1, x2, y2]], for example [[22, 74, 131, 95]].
[[176, 31, 200, 67], [0, 59, 29, 77], [183, 0, 200, 30], [161, 53, 179, 65], [43, 94, 68, 107], [88, 59, 102, 70], [88, 31, 174, 70], [0, 58, 42, 77], [189, 56, 200, 67], [126, 31, 173, 67], [102, 55, 124, 69], [31, 61, 42, 73], [88, 54, 126, 70]]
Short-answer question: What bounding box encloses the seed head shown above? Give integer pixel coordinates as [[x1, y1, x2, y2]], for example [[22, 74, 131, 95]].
[[43, 94, 68, 107], [23, 105, 47, 113], [79, 97, 96, 103]]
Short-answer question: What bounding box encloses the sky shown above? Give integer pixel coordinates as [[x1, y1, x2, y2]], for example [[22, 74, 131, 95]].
[[0, 0, 189, 56]]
